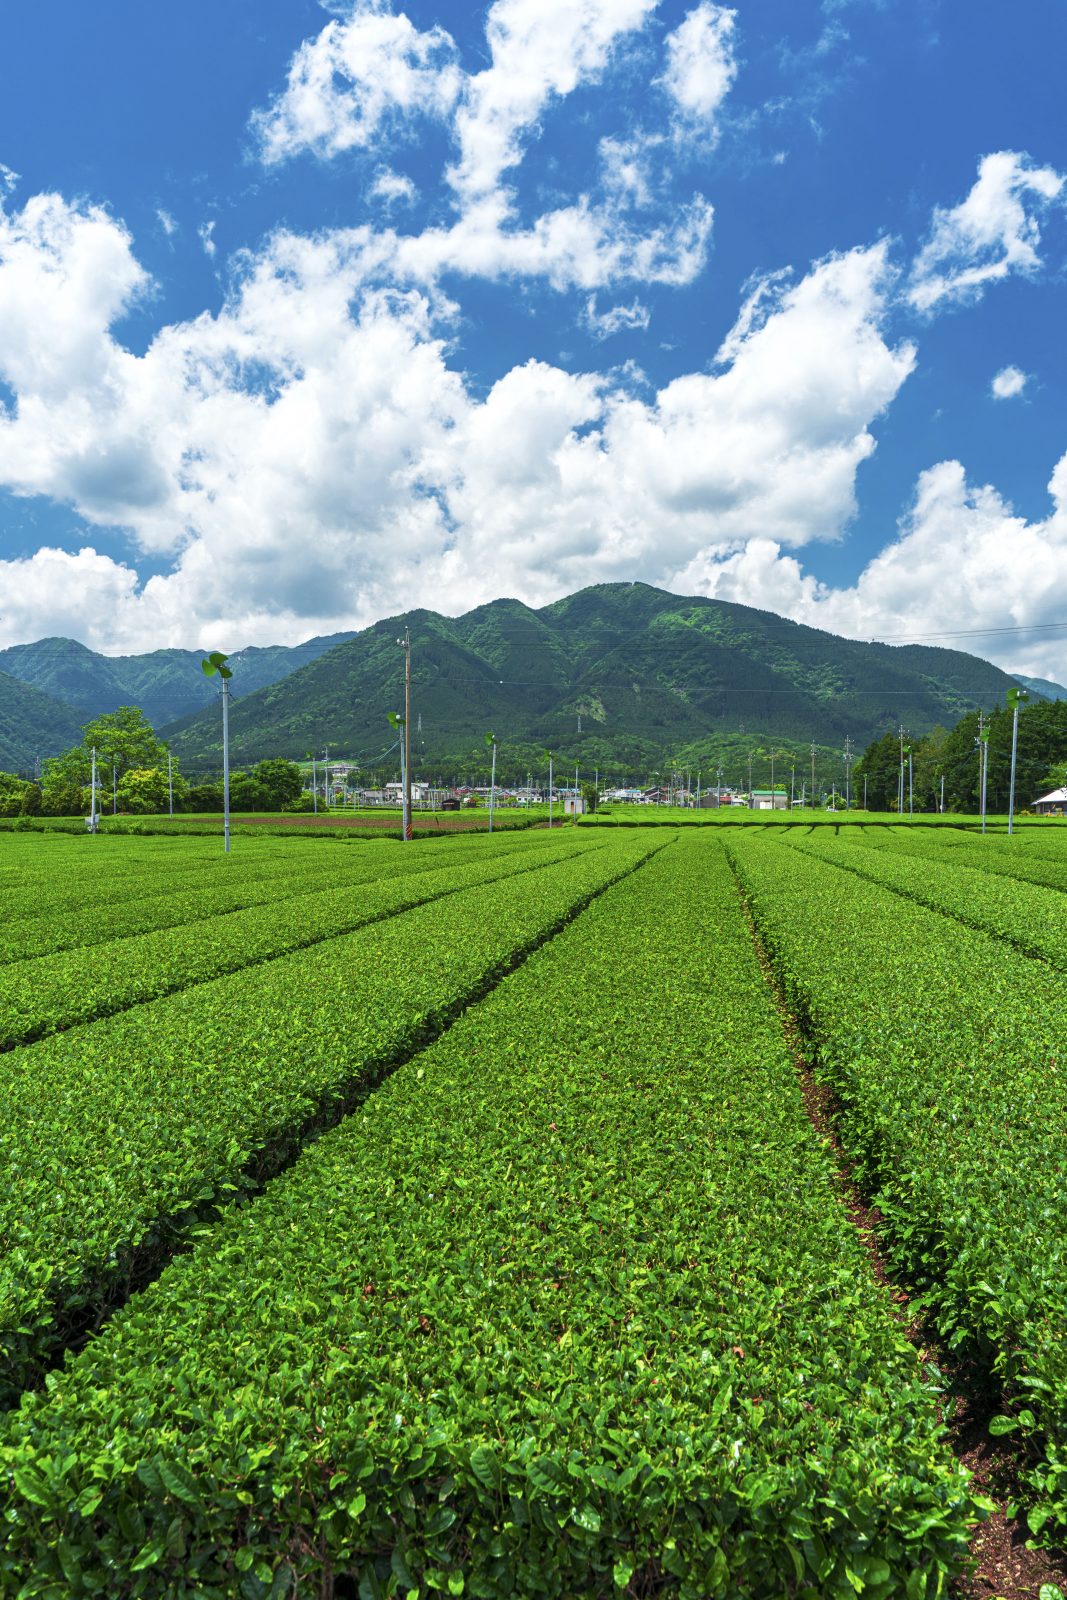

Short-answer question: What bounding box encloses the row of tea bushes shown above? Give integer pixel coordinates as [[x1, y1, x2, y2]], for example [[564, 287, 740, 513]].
[[729, 833, 1067, 1541], [784, 833, 1067, 967], [0, 835, 974, 1597], [0, 838, 602, 1047], [0, 835, 651, 1404], [0, 834, 560, 964]]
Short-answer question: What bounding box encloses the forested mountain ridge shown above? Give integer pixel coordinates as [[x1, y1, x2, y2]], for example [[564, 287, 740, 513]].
[[0, 671, 84, 774], [0, 632, 355, 731], [162, 584, 1022, 779]]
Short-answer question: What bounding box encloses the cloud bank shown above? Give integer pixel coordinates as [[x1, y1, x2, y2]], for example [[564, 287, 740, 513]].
[[0, 0, 1064, 683]]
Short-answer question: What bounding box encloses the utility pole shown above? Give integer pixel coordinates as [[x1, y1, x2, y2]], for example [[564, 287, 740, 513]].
[[168, 752, 173, 817], [976, 712, 989, 834], [863, 774, 867, 811], [399, 630, 412, 841], [112, 764, 117, 815], [323, 745, 330, 812], [200, 652, 232, 853], [89, 746, 98, 833], [548, 752, 554, 829], [907, 744, 913, 818], [898, 725, 907, 816], [810, 742, 816, 811], [940, 772, 945, 814], [1007, 685, 1027, 836], [748, 750, 754, 809], [843, 736, 853, 810], [790, 763, 795, 809], [404, 633, 412, 839], [311, 755, 318, 814], [486, 733, 497, 834]]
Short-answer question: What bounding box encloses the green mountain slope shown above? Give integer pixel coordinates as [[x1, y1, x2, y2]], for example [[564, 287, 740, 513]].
[[1016, 674, 1067, 703], [164, 584, 1021, 780], [0, 671, 85, 775], [0, 633, 355, 728]]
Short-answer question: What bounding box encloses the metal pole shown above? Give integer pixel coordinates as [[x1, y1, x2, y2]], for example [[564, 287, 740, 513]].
[[112, 764, 117, 815], [548, 755, 553, 829], [90, 746, 97, 832], [398, 723, 407, 835], [168, 752, 173, 817], [312, 756, 318, 815], [908, 748, 913, 818], [940, 773, 944, 814], [488, 739, 496, 834], [863, 775, 867, 811], [221, 677, 231, 854], [844, 736, 852, 810], [979, 724, 989, 834], [403, 629, 412, 841], [1007, 688, 1027, 835], [810, 742, 816, 811]]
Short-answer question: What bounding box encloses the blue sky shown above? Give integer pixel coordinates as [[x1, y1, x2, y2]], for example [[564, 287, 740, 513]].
[[0, 0, 1064, 676]]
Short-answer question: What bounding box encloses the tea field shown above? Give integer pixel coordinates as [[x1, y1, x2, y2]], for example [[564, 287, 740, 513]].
[[1, 821, 1067, 1598]]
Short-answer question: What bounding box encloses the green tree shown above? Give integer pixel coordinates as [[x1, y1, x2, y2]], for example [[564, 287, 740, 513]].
[[42, 782, 86, 817], [250, 759, 303, 810], [913, 725, 950, 812], [42, 707, 174, 812], [853, 730, 901, 811], [81, 706, 167, 780], [229, 773, 272, 812], [0, 772, 30, 817], [41, 745, 91, 802], [19, 783, 43, 816], [117, 767, 187, 814], [186, 782, 223, 813]]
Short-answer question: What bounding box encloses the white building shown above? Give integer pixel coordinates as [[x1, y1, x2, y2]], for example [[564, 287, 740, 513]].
[[1031, 786, 1067, 815]]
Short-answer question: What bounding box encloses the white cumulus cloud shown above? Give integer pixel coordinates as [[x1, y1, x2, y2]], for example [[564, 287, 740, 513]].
[[991, 364, 1028, 399], [253, 0, 461, 165], [447, 0, 658, 203], [583, 295, 651, 337], [660, 3, 737, 131], [0, 190, 916, 653], [909, 150, 1065, 312], [680, 453, 1067, 683]]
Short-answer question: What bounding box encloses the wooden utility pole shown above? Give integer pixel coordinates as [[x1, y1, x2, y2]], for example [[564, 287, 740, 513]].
[[403, 628, 413, 841]]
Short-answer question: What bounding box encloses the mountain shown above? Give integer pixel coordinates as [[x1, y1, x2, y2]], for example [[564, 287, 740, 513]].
[[1016, 674, 1067, 703], [0, 632, 355, 729], [163, 584, 1022, 779], [0, 670, 85, 775]]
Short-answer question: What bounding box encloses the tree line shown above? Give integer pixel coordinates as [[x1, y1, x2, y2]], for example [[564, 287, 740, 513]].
[[0, 708, 308, 817], [855, 697, 1067, 812]]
